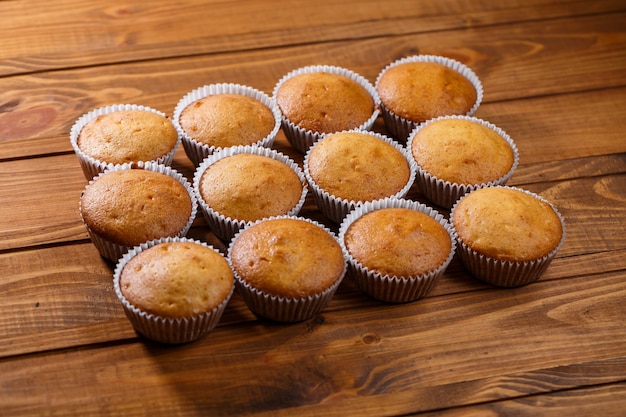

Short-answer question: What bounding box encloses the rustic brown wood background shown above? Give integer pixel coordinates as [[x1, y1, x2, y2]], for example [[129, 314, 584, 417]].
[[1, 0, 625, 415]]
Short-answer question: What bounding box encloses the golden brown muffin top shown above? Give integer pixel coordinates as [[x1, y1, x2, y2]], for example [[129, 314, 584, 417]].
[[410, 118, 514, 185], [120, 241, 234, 318], [344, 208, 452, 277], [77, 110, 178, 164], [307, 131, 411, 202], [80, 169, 193, 247], [199, 153, 303, 222], [377, 61, 477, 123], [452, 187, 563, 262], [179, 94, 275, 147], [229, 218, 345, 298], [275, 72, 374, 134]]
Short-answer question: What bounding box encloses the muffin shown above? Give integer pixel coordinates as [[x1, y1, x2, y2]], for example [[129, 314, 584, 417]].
[[193, 145, 308, 242], [173, 83, 281, 166], [375, 55, 482, 141], [228, 216, 347, 322], [450, 186, 566, 287], [79, 162, 197, 261], [304, 130, 416, 223], [407, 115, 518, 208], [70, 104, 180, 180], [339, 198, 455, 303], [273, 65, 380, 153], [113, 237, 235, 344]]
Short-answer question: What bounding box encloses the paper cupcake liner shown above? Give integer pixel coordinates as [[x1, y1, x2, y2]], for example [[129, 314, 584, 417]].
[[338, 198, 456, 303], [113, 237, 234, 344], [172, 83, 281, 166], [449, 186, 567, 287], [272, 65, 381, 153], [193, 145, 308, 243], [375, 55, 483, 142], [407, 115, 519, 209], [70, 104, 180, 180], [79, 161, 198, 262], [303, 129, 417, 224], [227, 216, 347, 322]]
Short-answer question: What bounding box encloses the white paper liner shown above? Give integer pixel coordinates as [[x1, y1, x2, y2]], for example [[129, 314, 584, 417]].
[[272, 65, 381, 153], [449, 186, 567, 287], [406, 115, 519, 209], [375, 55, 483, 142], [113, 237, 234, 344], [172, 83, 281, 166], [303, 129, 417, 224], [227, 215, 347, 322], [69, 104, 181, 180], [193, 145, 308, 243], [338, 198, 456, 303], [79, 161, 198, 262]]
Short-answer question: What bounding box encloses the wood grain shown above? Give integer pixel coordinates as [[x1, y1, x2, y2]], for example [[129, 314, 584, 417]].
[[1, 271, 625, 415], [1, 0, 623, 76], [1, 0, 625, 415], [2, 12, 626, 160]]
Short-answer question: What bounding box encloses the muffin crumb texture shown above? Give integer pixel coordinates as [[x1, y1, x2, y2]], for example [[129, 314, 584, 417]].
[[276, 72, 374, 133], [81, 169, 192, 247], [453, 187, 563, 262], [179, 94, 275, 147], [230, 218, 345, 298], [307, 132, 410, 202], [411, 118, 514, 185], [120, 241, 234, 318], [345, 208, 451, 277], [199, 153, 303, 222], [378, 62, 476, 123], [77, 110, 178, 163]]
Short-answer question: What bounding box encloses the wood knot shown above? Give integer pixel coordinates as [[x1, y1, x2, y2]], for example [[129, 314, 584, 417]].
[[361, 333, 380, 344]]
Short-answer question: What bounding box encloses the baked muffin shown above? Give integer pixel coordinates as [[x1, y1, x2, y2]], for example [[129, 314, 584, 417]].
[[193, 145, 307, 242], [79, 162, 197, 261], [375, 55, 482, 141], [304, 130, 416, 223], [70, 104, 180, 180], [113, 237, 234, 344], [173, 83, 281, 166], [228, 216, 346, 322], [273, 65, 380, 153], [408, 115, 518, 208], [339, 198, 455, 302], [450, 186, 566, 287]]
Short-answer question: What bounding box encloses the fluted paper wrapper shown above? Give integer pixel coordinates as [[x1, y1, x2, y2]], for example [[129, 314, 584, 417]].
[[113, 237, 234, 344], [70, 104, 181, 180], [193, 145, 308, 243], [407, 115, 519, 209], [227, 216, 347, 322], [173, 83, 281, 166], [303, 130, 417, 224], [375, 55, 483, 142], [450, 187, 566, 287], [338, 198, 456, 303], [79, 162, 198, 262], [272, 65, 381, 153]]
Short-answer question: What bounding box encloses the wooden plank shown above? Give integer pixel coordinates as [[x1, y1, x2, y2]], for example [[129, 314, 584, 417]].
[[414, 382, 626, 417], [2, 1, 624, 415], [1, 13, 626, 160], [1, 0, 623, 76], [512, 153, 626, 185], [1, 244, 624, 359], [267, 376, 626, 417], [2, 150, 624, 252], [1, 270, 625, 415]]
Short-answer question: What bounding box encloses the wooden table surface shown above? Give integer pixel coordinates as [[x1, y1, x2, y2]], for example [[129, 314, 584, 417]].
[[2, 1, 626, 415]]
